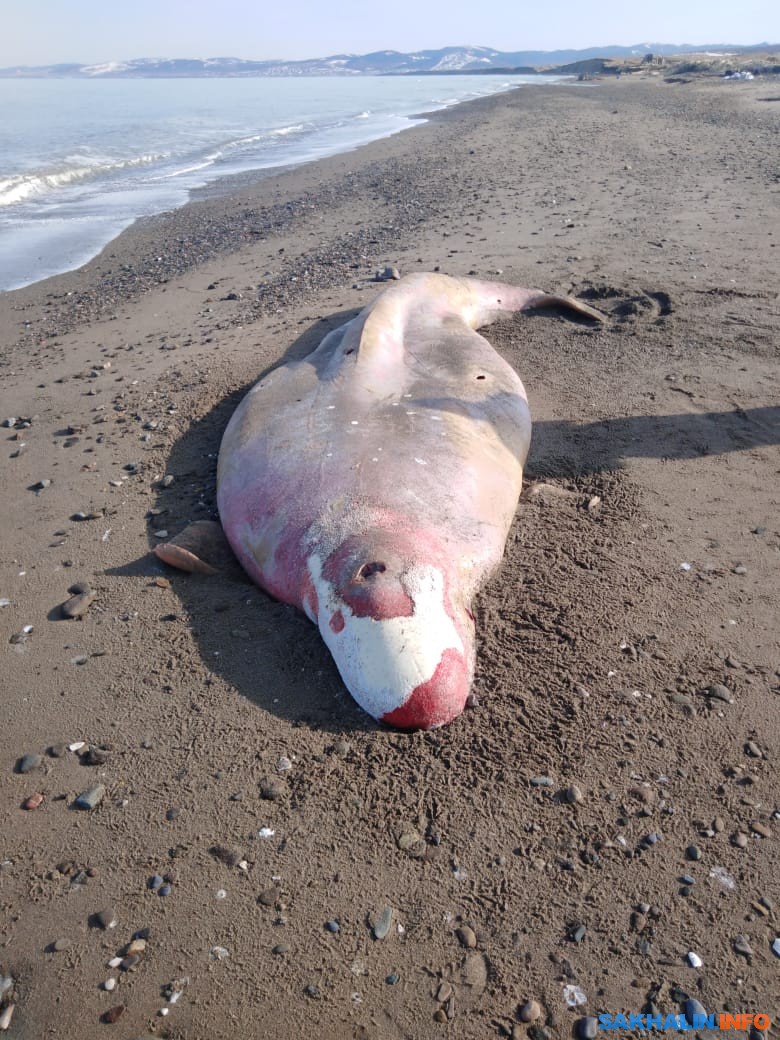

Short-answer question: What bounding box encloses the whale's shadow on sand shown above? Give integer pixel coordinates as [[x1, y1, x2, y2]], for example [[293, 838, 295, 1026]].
[[125, 311, 780, 733]]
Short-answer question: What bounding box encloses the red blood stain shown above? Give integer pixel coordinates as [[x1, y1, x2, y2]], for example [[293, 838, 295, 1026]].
[[381, 648, 470, 731], [329, 610, 345, 633]]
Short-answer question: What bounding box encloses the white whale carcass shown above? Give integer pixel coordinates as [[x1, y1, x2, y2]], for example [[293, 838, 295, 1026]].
[[156, 273, 602, 728]]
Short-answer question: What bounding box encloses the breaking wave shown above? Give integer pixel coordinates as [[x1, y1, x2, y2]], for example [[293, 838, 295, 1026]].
[[0, 152, 168, 207]]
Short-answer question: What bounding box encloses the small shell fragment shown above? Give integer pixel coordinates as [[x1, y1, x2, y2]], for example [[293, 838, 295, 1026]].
[[563, 984, 587, 1007]]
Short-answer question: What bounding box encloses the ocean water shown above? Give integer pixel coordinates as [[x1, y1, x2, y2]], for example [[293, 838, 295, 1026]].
[[0, 74, 559, 293]]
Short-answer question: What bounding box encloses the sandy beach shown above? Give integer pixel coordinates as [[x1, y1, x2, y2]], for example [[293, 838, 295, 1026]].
[[1, 75, 778, 1039]]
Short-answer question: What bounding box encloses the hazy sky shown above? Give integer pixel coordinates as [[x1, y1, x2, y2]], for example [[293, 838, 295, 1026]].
[[3, 0, 778, 66]]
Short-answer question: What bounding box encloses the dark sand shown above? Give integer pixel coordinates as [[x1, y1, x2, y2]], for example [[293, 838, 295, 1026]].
[[0, 76, 778, 1039]]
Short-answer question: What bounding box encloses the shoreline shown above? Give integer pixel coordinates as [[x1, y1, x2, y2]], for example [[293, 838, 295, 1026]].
[[0, 83, 559, 361], [1, 74, 778, 1039], [0, 75, 558, 297]]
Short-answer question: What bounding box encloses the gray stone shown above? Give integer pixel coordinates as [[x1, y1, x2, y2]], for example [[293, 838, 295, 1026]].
[[456, 924, 477, 948], [372, 905, 394, 940], [62, 590, 97, 619], [519, 1000, 541, 1023], [16, 753, 42, 774], [706, 683, 733, 703], [685, 998, 707, 1020], [376, 266, 401, 281], [579, 1017, 599, 1040], [74, 784, 105, 810], [94, 908, 117, 930]]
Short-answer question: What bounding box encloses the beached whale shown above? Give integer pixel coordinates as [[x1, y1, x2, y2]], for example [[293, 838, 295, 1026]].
[[155, 273, 601, 728]]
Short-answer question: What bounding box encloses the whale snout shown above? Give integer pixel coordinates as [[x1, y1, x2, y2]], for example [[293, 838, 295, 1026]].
[[379, 647, 472, 730], [309, 545, 475, 730]]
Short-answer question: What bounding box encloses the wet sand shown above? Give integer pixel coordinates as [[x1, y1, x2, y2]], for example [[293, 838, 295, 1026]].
[[1, 76, 778, 1039]]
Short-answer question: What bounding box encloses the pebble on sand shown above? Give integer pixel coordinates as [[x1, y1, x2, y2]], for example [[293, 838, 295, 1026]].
[[209, 844, 243, 868], [706, 683, 734, 704], [372, 906, 394, 940], [579, 1017, 599, 1040], [22, 793, 44, 810], [0, 1005, 15, 1031], [376, 266, 401, 281], [685, 998, 707, 1020], [75, 785, 106, 810], [455, 925, 477, 949], [61, 589, 97, 619], [94, 908, 117, 930], [101, 1005, 125, 1024], [15, 753, 42, 774], [519, 1000, 541, 1023]]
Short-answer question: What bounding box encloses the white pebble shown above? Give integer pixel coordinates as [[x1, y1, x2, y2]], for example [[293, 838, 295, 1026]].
[[276, 756, 292, 772], [69, 741, 86, 752], [209, 946, 229, 961], [258, 827, 275, 839], [107, 957, 122, 968], [687, 951, 703, 968], [168, 990, 182, 1005], [103, 978, 116, 992], [215, 889, 227, 900], [159, 1007, 169, 1016], [0, 598, 10, 608], [680, 562, 692, 571]]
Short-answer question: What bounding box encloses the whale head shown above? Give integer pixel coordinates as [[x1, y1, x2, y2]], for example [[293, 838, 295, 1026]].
[[308, 530, 475, 729]]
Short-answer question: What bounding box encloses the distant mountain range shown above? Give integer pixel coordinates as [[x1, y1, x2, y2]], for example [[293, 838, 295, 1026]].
[[0, 43, 774, 78]]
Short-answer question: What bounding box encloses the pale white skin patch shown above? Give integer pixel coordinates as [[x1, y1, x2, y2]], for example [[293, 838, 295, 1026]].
[[308, 555, 464, 719]]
